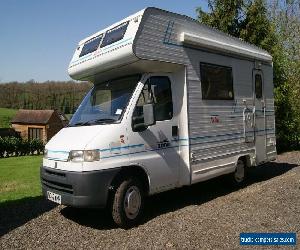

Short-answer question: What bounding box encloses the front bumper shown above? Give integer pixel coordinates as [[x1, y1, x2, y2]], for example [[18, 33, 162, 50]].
[[40, 166, 120, 208]]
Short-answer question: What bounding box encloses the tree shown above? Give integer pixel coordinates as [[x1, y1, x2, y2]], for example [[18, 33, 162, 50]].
[[0, 81, 92, 113], [197, 0, 247, 37], [270, 0, 300, 150]]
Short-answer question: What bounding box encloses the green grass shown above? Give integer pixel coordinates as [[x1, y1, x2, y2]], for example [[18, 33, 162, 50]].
[[0, 108, 18, 128], [0, 155, 42, 203]]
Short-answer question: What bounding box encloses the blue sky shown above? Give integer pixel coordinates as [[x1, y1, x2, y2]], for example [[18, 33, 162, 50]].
[[0, 1, 207, 83]]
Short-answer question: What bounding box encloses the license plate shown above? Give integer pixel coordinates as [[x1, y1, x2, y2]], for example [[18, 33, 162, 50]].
[[47, 191, 61, 204]]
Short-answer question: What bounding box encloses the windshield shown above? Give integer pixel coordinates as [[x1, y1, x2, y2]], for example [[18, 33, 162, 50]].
[[69, 75, 140, 126]]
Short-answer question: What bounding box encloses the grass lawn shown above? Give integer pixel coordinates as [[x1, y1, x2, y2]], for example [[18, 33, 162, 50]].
[[0, 155, 42, 203], [0, 108, 18, 128]]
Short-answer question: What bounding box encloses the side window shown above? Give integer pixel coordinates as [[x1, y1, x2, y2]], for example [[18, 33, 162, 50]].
[[28, 127, 42, 140], [200, 63, 234, 100], [79, 35, 103, 57], [133, 76, 173, 121], [100, 22, 129, 48], [255, 74, 263, 99]]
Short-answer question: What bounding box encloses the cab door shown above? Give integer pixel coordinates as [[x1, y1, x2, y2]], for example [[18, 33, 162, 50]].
[[128, 74, 180, 193], [253, 70, 267, 163]]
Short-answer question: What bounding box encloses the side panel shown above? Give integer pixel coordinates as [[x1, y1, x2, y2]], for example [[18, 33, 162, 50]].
[[134, 9, 188, 64], [185, 49, 257, 183]]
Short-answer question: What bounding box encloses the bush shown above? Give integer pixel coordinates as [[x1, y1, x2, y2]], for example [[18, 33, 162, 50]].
[[4, 137, 16, 157], [0, 137, 5, 158], [0, 136, 44, 158], [275, 82, 300, 152], [17, 138, 30, 156], [30, 139, 44, 155]]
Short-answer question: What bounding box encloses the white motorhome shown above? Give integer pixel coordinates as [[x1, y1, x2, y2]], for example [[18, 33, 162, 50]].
[[41, 7, 276, 227]]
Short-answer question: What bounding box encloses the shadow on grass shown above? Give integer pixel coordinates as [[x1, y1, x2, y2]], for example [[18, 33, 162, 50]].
[[0, 196, 56, 236], [61, 161, 298, 230]]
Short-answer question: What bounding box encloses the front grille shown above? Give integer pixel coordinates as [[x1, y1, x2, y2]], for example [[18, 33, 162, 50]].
[[42, 178, 73, 194], [45, 169, 66, 178]]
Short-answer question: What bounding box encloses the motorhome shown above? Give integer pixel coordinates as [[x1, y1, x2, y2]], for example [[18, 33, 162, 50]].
[[41, 7, 276, 227]]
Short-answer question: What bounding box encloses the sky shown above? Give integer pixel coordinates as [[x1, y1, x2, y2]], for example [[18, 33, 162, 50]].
[[0, 0, 208, 83]]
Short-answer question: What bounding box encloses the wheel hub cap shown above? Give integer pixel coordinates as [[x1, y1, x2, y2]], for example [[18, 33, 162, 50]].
[[124, 186, 141, 219]]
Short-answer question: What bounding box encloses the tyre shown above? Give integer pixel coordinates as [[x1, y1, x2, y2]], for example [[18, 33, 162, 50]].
[[232, 158, 246, 185], [111, 177, 144, 228]]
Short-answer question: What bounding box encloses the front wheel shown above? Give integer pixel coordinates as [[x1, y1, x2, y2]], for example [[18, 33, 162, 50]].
[[111, 177, 144, 228]]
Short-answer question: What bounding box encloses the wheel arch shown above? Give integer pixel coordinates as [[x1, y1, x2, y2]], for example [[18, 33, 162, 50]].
[[109, 164, 150, 195], [238, 154, 251, 168]]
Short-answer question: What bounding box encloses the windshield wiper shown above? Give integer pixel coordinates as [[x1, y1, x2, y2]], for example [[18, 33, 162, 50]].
[[68, 121, 92, 127], [69, 118, 117, 127], [88, 118, 117, 125], [71, 118, 117, 127]]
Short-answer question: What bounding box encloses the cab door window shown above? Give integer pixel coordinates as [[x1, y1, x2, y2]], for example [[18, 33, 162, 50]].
[[133, 76, 173, 121]]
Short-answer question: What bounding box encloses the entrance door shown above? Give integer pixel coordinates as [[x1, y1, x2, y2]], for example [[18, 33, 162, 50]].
[[129, 74, 180, 192], [253, 70, 267, 163]]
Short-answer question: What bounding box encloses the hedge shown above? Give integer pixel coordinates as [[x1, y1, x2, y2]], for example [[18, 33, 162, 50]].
[[0, 137, 44, 158]]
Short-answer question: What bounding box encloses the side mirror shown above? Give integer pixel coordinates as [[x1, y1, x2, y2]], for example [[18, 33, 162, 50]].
[[143, 103, 156, 127]]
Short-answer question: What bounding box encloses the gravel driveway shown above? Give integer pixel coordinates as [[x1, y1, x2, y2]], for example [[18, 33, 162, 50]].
[[1, 152, 299, 249]]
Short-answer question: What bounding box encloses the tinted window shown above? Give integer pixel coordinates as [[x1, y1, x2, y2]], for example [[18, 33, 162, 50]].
[[101, 22, 129, 48], [79, 35, 102, 57], [133, 76, 173, 121], [255, 74, 263, 99], [200, 63, 234, 100]]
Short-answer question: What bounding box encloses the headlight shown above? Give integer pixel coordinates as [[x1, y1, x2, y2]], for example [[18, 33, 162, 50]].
[[84, 150, 100, 161], [69, 150, 84, 162], [69, 150, 100, 162]]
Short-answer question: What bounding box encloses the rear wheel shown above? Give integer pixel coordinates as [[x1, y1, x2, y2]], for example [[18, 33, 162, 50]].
[[232, 158, 246, 185], [111, 177, 144, 228]]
